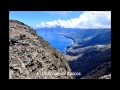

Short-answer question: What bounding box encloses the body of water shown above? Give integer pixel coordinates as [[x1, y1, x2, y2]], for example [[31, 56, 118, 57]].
[[36, 31, 73, 52]]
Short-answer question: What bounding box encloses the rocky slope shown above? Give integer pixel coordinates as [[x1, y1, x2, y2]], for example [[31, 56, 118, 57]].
[[99, 74, 111, 79], [64, 44, 111, 79], [36, 27, 111, 79], [9, 20, 73, 79]]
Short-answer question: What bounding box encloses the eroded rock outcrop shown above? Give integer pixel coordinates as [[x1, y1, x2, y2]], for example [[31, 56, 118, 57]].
[[9, 20, 73, 79]]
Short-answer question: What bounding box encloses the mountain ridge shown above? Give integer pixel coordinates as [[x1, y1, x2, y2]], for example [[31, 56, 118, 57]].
[[36, 26, 111, 79], [9, 20, 74, 79]]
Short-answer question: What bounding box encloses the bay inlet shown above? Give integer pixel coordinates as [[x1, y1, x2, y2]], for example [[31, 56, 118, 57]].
[[36, 30, 74, 53]]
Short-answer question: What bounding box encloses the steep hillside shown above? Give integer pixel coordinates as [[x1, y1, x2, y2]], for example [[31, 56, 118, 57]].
[[99, 74, 111, 79], [65, 44, 111, 79], [9, 20, 73, 79]]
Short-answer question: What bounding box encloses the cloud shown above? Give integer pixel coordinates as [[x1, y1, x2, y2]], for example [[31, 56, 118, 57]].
[[36, 11, 111, 29]]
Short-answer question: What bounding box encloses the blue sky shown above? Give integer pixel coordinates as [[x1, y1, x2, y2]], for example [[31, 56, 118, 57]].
[[9, 11, 111, 29], [9, 11, 83, 28]]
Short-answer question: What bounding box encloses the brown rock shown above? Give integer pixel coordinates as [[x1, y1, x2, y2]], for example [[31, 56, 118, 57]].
[[9, 20, 73, 79]]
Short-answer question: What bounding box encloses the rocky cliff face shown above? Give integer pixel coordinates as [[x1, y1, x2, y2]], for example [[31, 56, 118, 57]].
[[9, 20, 73, 79], [65, 44, 111, 79], [99, 74, 111, 79]]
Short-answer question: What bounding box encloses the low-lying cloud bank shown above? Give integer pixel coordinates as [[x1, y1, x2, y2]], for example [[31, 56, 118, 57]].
[[36, 11, 111, 29]]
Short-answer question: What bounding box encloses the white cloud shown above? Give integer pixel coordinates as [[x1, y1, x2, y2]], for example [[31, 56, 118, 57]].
[[36, 11, 111, 29]]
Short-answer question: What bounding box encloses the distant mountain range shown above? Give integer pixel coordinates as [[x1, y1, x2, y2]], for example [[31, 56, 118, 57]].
[[36, 27, 111, 79], [36, 27, 111, 47]]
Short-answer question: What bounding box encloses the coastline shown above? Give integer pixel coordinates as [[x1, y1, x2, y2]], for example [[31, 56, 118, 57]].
[[58, 33, 75, 54], [58, 33, 75, 43]]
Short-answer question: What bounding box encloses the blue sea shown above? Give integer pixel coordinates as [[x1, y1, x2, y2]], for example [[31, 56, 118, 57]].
[[36, 31, 73, 53], [36, 28, 111, 53]]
